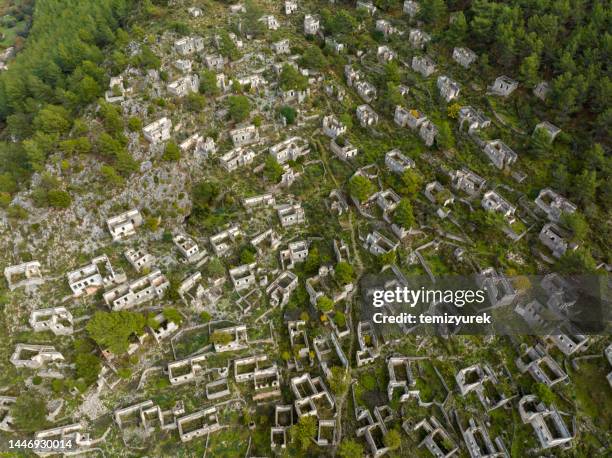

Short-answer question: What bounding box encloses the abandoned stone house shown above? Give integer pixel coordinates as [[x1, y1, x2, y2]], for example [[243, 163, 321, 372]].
[[403, 0, 419, 17], [290, 372, 335, 418], [205, 54, 225, 71], [277, 203, 306, 227], [209, 225, 242, 257], [303, 14, 319, 35], [267, 271, 299, 307], [322, 115, 347, 138], [269, 136, 310, 164], [437, 75, 460, 102], [355, 80, 377, 103], [539, 223, 575, 259], [356, 104, 379, 128], [229, 264, 257, 292], [374, 189, 401, 214], [103, 269, 169, 311], [4, 261, 44, 291], [105, 76, 126, 103], [220, 147, 256, 172], [533, 81, 550, 100], [364, 231, 399, 255], [385, 149, 415, 174], [412, 417, 459, 458], [547, 323, 589, 356], [29, 307, 74, 336], [177, 406, 221, 442], [534, 188, 576, 222], [149, 312, 179, 343], [516, 344, 568, 387], [213, 324, 248, 352], [168, 354, 209, 385], [534, 121, 562, 142], [143, 117, 172, 143], [489, 75, 518, 97], [518, 395, 573, 450], [450, 168, 486, 196], [67, 255, 126, 297], [280, 241, 309, 270], [271, 39, 290, 54], [395, 106, 427, 129], [173, 234, 205, 263], [412, 55, 436, 77], [285, 0, 298, 15], [180, 133, 216, 158], [325, 37, 345, 53], [259, 14, 279, 30], [356, 321, 379, 366], [174, 59, 192, 73], [330, 138, 359, 160], [344, 65, 361, 87], [124, 248, 156, 272], [409, 29, 431, 49], [230, 125, 259, 147], [167, 74, 199, 97], [377, 45, 396, 63], [419, 120, 438, 147], [376, 20, 398, 37], [458, 106, 491, 132], [107, 209, 143, 242], [452, 46, 477, 68], [457, 415, 507, 458], [10, 344, 64, 369], [187, 6, 202, 17], [356, 1, 377, 15], [33, 423, 101, 457], [481, 190, 516, 223], [174, 36, 204, 56], [476, 267, 517, 309], [483, 139, 517, 169]]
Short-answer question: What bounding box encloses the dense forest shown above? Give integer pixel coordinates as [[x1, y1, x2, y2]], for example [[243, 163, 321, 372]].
[[0, 0, 609, 251], [0, 0, 133, 199]]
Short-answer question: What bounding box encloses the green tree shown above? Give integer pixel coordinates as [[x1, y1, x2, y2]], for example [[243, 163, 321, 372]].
[[519, 53, 540, 86], [263, 155, 283, 183], [555, 248, 597, 274], [100, 164, 124, 186], [228, 95, 251, 122], [199, 69, 220, 96], [304, 246, 321, 274], [328, 366, 350, 395], [163, 307, 183, 325], [86, 311, 146, 355], [338, 438, 363, 457], [12, 394, 49, 432], [162, 141, 181, 161], [211, 330, 233, 345], [394, 199, 415, 228], [419, 0, 447, 26], [348, 175, 375, 202], [447, 11, 468, 43], [384, 428, 402, 450], [184, 92, 206, 111], [436, 121, 454, 149], [280, 105, 297, 124], [47, 189, 71, 208], [290, 415, 316, 451], [400, 169, 422, 196], [384, 60, 401, 84], [279, 64, 308, 91], [205, 258, 225, 278], [572, 169, 597, 206], [75, 353, 101, 385], [33, 105, 71, 135], [560, 212, 588, 242], [316, 295, 334, 313], [335, 262, 354, 285], [301, 45, 327, 70]]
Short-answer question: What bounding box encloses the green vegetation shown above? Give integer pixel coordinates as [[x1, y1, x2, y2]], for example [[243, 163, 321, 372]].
[[86, 311, 146, 354]]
